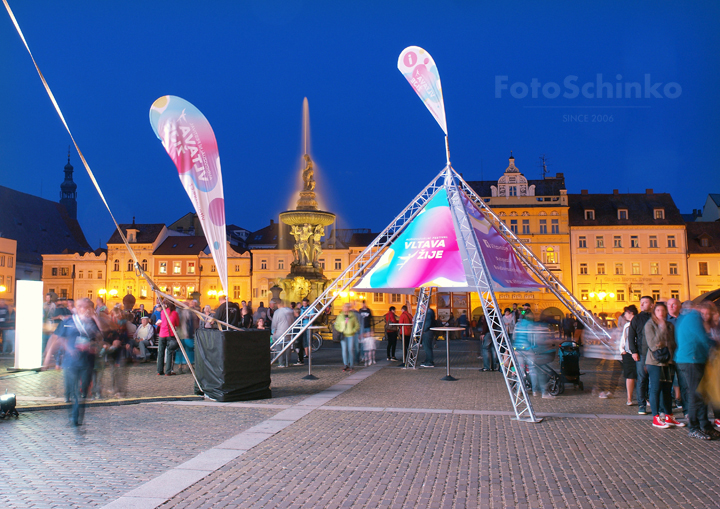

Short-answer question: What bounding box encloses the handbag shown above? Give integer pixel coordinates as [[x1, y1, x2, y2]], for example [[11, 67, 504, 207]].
[[652, 346, 671, 364]]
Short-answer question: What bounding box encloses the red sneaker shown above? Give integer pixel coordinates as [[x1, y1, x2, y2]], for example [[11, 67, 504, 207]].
[[652, 415, 670, 428], [714, 419, 720, 428], [664, 415, 686, 427]]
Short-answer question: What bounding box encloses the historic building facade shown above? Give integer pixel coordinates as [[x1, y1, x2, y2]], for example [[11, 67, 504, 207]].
[[685, 222, 720, 299], [42, 250, 107, 302], [0, 237, 17, 305]]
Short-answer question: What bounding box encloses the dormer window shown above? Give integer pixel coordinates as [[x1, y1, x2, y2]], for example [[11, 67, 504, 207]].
[[654, 209, 665, 219], [701, 238, 710, 247], [585, 210, 595, 220], [618, 209, 628, 220]]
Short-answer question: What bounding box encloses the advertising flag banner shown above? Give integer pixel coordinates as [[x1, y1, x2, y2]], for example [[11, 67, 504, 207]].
[[398, 46, 448, 135], [355, 189, 468, 293], [461, 192, 544, 292], [149, 96, 228, 296]]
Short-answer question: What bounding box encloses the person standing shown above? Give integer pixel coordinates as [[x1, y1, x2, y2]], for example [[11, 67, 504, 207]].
[[457, 310, 470, 339], [666, 297, 688, 418], [399, 305, 414, 361], [214, 296, 240, 329], [271, 299, 295, 368], [335, 303, 360, 372], [157, 302, 179, 376], [628, 296, 654, 415], [0, 299, 11, 354], [384, 306, 398, 361], [562, 313, 575, 340], [502, 308, 516, 340], [644, 302, 684, 429], [619, 306, 638, 405], [420, 307, 436, 368]]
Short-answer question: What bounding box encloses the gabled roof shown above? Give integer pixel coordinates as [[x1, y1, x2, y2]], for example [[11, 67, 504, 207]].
[[465, 175, 566, 197], [0, 185, 91, 265], [348, 232, 378, 248], [568, 193, 684, 226], [153, 236, 208, 256], [107, 223, 165, 245], [686, 222, 720, 254], [709, 194, 720, 207]]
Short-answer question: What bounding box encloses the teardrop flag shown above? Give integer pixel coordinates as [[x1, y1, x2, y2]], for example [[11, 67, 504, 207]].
[[398, 46, 448, 135], [149, 95, 228, 297]]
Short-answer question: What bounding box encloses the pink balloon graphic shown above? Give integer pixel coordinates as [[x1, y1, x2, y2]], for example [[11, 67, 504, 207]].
[[208, 197, 225, 226]]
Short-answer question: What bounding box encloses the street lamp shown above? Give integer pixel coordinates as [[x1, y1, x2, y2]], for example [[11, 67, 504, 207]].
[[0, 285, 6, 293], [98, 288, 107, 296], [109, 289, 118, 297], [207, 290, 217, 299]]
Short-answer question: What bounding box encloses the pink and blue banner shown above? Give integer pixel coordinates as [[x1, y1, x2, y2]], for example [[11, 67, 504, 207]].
[[355, 189, 467, 293], [398, 46, 448, 135], [149, 95, 228, 296]]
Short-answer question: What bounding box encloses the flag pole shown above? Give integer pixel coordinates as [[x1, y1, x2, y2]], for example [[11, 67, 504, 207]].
[[445, 136, 451, 167]]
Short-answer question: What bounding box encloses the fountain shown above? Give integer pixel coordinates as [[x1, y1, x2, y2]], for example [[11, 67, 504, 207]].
[[278, 98, 336, 303]]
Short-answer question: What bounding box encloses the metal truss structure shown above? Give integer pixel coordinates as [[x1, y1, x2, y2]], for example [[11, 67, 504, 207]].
[[270, 168, 448, 364], [403, 287, 433, 369]]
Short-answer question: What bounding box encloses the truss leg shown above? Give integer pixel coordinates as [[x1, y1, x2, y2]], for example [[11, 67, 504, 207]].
[[404, 287, 432, 369]]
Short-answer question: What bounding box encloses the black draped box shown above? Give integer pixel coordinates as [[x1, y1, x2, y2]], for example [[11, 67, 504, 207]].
[[195, 329, 272, 401]]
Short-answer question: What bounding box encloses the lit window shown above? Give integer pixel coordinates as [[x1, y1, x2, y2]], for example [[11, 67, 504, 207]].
[[632, 263, 641, 275], [630, 236, 639, 248], [669, 263, 678, 275], [654, 209, 664, 219], [545, 247, 556, 264], [578, 236, 587, 248], [551, 219, 559, 234], [211, 265, 216, 273], [539, 220, 547, 234], [597, 263, 606, 275], [585, 210, 595, 220], [187, 262, 195, 274], [159, 262, 167, 274], [649, 236, 658, 248], [233, 286, 241, 299], [615, 263, 624, 275], [667, 235, 676, 248], [373, 293, 384, 303], [650, 263, 659, 275], [613, 236, 622, 248], [596, 236, 604, 248], [632, 290, 641, 302], [699, 262, 709, 276], [391, 294, 402, 303], [187, 286, 195, 295], [141, 286, 147, 298], [60, 267, 69, 276], [581, 289, 589, 301], [579, 263, 588, 275], [173, 262, 182, 274]]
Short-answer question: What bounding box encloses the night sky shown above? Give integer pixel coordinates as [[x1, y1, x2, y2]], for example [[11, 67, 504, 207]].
[[1, 1, 718, 249]]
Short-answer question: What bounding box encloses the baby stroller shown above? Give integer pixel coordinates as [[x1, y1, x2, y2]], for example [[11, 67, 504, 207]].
[[558, 341, 583, 391], [518, 346, 564, 397]]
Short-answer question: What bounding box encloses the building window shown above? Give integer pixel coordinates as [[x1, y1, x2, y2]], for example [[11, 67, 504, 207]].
[[0, 256, 4, 267], [522, 220, 530, 234], [141, 286, 147, 298], [253, 288, 259, 298], [113, 259, 119, 272], [78, 271, 83, 279], [701, 238, 710, 247], [97, 271, 102, 279], [581, 289, 589, 301], [173, 262, 181, 274], [60, 289, 67, 298], [615, 263, 624, 275], [630, 236, 639, 248], [579, 263, 588, 275], [632, 263, 641, 275], [613, 236, 622, 248], [510, 219, 518, 234], [616, 289, 625, 302], [652, 289, 661, 302], [509, 186, 517, 196], [618, 209, 628, 220], [87, 290, 93, 300], [649, 236, 658, 248], [391, 293, 402, 303], [585, 210, 595, 220], [334, 259, 342, 270], [669, 263, 678, 275], [551, 219, 559, 234], [260, 260, 267, 270], [88, 271, 93, 279], [233, 285, 241, 299], [319, 259, 325, 269], [211, 265, 216, 272], [670, 289, 680, 300], [127, 260, 134, 272], [373, 293, 384, 303], [539, 220, 547, 234], [51, 267, 58, 276], [173, 286, 182, 297], [596, 236, 604, 249], [142, 259, 148, 271], [278, 259, 285, 270], [545, 247, 556, 264], [187, 262, 196, 274], [650, 263, 659, 275], [234, 264, 240, 272], [578, 236, 587, 248], [7, 256, 12, 268], [60, 267, 69, 276], [667, 235, 676, 248], [159, 262, 167, 274], [654, 209, 665, 219], [632, 290, 641, 302], [699, 262, 709, 276], [597, 263, 606, 275]]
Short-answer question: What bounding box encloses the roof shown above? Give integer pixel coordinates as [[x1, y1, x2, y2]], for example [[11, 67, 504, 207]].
[[107, 223, 165, 245], [0, 185, 91, 265], [568, 193, 684, 226], [686, 222, 720, 254], [247, 222, 279, 247], [153, 236, 208, 256], [709, 194, 720, 207], [348, 232, 378, 248], [465, 175, 566, 197]]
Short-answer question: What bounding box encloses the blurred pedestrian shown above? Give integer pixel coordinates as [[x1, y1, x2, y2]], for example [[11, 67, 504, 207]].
[[335, 302, 359, 372], [134, 316, 155, 362], [399, 305, 413, 361], [619, 305, 638, 405], [271, 299, 294, 368], [157, 302, 179, 376], [419, 306, 436, 368], [628, 296, 654, 415], [384, 306, 398, 361]]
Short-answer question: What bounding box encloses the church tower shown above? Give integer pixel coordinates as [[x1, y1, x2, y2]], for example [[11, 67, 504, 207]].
[[59, 148, 78, 219]]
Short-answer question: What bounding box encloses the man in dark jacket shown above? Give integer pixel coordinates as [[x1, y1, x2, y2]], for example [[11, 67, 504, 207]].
[[628, 295, 654, 414], [420, 307, 436, 368], [214, 296, 240, 329]]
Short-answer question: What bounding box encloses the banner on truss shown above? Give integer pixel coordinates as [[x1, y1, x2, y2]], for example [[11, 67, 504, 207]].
[[354, 187, 543, 294], [398, 46, 448, 135], [149, 95, 228, 296]]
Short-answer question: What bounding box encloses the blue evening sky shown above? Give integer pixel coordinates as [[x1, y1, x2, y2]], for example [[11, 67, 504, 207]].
[[1, 1, 718, 248]]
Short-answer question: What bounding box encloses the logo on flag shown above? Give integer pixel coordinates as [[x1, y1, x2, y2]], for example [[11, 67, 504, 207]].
[[398, 46, 448, 135]]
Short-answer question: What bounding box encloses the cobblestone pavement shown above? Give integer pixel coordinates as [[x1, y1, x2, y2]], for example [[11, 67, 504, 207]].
[[0, 404, 280, 508]]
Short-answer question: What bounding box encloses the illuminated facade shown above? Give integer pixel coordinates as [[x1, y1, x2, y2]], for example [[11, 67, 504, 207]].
[[0, 237, 17, 304], [41, 250, 106, 303], [685, 222, 720, 299]]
